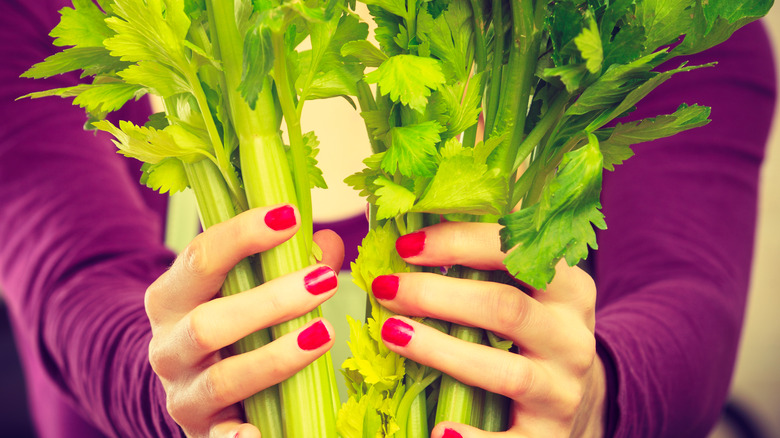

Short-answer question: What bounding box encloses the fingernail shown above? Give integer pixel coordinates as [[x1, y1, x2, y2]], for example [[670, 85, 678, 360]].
[[304, 266, 337, 295], [442, 428, 462, 438], [381, 318, 413, 347], [233, 432, 240, 438], [372, 275, 399, 300], [298, 320, 330, 350], [396, 231, 426, 258], [265, 205, 297, 231]]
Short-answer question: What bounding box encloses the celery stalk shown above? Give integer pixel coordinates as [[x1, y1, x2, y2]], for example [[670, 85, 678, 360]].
[[205, 1, 338, 435], [183, 159, 284, 437]]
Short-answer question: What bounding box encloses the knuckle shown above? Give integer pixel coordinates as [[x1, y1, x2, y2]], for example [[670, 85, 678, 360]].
[[181, 235, 210, 277], [573, 269, 597, 310], [569, 331, 597, 375], [144, 282, 161, 322], [147, 338, 166, 376], [185, 306, 218, 353], [491, 286, 530, 334], [556, 381, 586, 421], [165, 391, 188, 424], [204, 365, 234, 407], [500, 360, 535, 400]]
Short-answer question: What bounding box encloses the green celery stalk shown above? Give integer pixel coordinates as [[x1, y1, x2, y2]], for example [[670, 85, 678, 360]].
[[184, 159, 283, 436], [205, 1, 338, 435]]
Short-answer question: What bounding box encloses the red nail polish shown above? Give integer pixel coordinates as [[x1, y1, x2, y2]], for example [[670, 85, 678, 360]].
[[442, 428, 462, 438], [264, 205, 297, 231], [298, 320, 330, 350], [382, 318, 413, 346], [372, 275, 399, 300], [304, 266, 337, 295], [396, 231, 425, 258]]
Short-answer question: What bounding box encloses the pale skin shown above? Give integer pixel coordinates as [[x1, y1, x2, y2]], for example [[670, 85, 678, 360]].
[[145, 204, 606, 437]]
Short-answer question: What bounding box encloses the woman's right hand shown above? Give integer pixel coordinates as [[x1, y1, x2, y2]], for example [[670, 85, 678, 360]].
[[144, 204, 344, 438]]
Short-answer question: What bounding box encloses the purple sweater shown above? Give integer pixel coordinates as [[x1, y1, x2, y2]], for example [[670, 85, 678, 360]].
[[0, 1, 775, 437]]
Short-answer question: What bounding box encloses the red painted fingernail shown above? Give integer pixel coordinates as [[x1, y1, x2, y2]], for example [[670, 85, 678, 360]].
[[304, 266, 337, 295], [396, 231, 426, 258], [297, 320, 330, 350], [233, 432, 240, 438], [264, 205, 297, 231], [372, 275, 399, 300], [442, 428, 462, 438], [381, 318, 413, 346]]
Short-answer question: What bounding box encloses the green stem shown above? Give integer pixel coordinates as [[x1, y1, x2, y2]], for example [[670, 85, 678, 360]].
[[183, 159, 283, 436], [481, 390, 510, 431], [273, 32, 314, 251], [461, 0, 488, 149], [183, 68, 248, 211], [406, 391, 428, 438], [407, 0, 418, 48], [206, 1, 338, 436], [483, 0, 504, 136], [396, 373, 441, 438], [510, 91, 568, 173], [434, 267, 488, 428], [356, 81, 384, 154], [489, 0, 545, 213]]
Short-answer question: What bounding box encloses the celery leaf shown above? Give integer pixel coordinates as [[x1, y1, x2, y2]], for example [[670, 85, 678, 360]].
[[239, 24, 274, 109], [94, 120, 211, 164], [500, 134, 606, 289], [598, 104, 711, 170], [366, 55, 446, 113], [412, 140, 504, 215], [374, 176, 416, 219], [50, 0, 113, 48], [140, 158, 189, 194], [381, 121, 442, 177], [119, 61, 192, 97]]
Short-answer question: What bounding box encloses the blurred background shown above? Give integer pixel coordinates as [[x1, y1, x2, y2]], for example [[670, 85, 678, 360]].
[[2, 7, 780, 438]]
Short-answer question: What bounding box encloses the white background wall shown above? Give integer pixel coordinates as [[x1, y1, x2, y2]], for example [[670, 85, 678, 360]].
[[711, 7, 780, 438]]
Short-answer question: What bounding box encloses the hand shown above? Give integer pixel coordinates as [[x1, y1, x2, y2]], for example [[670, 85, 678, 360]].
[[144, 205, 344, 438], [372, 221, 606, 438]]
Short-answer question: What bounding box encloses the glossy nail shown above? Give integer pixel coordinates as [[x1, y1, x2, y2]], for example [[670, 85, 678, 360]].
[[382, 318, 413, 347], [396, 231, 425, 258], [304, 266, 337, 295], [264, 205, 297, 231], [372, 275, 399, 300], [442, 428, 462, 438], [297, 320, 330, 350]]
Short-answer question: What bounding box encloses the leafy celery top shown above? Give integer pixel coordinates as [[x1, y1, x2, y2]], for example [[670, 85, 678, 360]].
[[339, 0, 772, 436]]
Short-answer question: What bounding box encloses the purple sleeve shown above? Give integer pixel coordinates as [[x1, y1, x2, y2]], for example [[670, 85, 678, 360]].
[[594, 22, 776, 436], [0, 2, 182, 436]]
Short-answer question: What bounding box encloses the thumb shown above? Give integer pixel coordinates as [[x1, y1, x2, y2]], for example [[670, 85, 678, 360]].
[[313, 229, 345, 273]]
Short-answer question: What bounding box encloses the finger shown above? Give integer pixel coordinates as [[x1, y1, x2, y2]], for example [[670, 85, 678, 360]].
[[532, 259, 596, 307], [372, 273, 567, 356], [395, 222, 506, 271], [313, 229, 345, 273], [380, 317, 548, 403], [151, 264, 338, 372], [431, 422, 522, 438], [182, 319, 334, 418], [210, 421, 261, 438], [146, 204, 301, 319]]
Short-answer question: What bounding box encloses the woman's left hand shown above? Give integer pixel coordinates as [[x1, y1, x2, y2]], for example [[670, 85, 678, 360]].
[[372, 221, 606, 438]]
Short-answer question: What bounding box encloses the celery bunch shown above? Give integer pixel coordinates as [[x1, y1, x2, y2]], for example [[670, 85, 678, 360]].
[[23, 0, 368, 436], [340, 0, 772, 435]]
